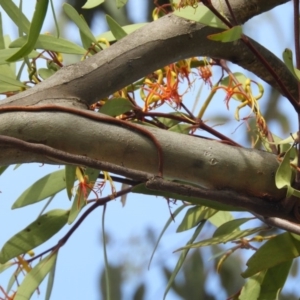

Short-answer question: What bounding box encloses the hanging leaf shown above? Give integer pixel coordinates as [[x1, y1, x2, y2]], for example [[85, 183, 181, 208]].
[[82, 0, 105, 9], [207, 25, 243, 42], [106, 15, 127, 41], [14, 253, 58, 300], [173, 5, 227, 29], [177, 206, 217, 232], [99, 98, 135, 116], [68, 168, 99, 224], [63, 3, 97, 47], [12, 169, 66, 209], [0, 0, 30, 34], [116, 0, 128, 8], [7, 0, 49, 62], [65, 165, 77, 200], [163, 222, 205, 300], [148, 205, 186, 269], [96, 23, 147, 42], [242, 232, 300, 278], [0, 209, 69, 263], [45, 252, 58, 300]]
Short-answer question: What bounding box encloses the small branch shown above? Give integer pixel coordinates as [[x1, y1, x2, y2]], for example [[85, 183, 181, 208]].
[[27, 186, 133, 264], [145, 177, 297, 222], [254, 213, 300, 235]]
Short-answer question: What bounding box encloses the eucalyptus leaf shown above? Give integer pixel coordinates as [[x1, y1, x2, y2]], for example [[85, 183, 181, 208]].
[[106, 15, 127, 40], [177, 206, 217, 232], [10, 35, 86, 55], [242, 232, 300, 278], [12, 169, 66, 209], [7, 0, 49, 62], [0, 210, 69, 263], [82, 0, 105, 9], [14, 253, 58, 300], [99, 98, 135, 116]]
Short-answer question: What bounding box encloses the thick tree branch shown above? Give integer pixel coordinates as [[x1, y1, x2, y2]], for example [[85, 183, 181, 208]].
[[0, 0, 296, 223]]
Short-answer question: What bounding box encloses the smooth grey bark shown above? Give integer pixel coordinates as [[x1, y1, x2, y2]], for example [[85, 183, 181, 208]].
[[0, 0, 296, 222]]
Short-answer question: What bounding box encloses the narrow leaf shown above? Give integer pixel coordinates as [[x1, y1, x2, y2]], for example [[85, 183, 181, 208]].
[[12, 169, 66, 209], [82, 0, 105, 9], [99, 98, 135, 116], [148, 205, 186, 269], [173, 5, 227, 29], [97, 23, 147, 42], [0, 0, 30, 34], [65, 165, 77, 200], [163, 222, 205, 300], [68, 168, 99, 224], [177, 206, 217, 232], [178, 227, 265, 251], [207, 25, 243, 42], [242, 232, 300, 278], [63, 3, 97, 45], [116, 0, 128, 8], [213, 218, 253, 237], [106, 15, 127, 41], [14, 253, 57, 300], [7, 0, 49, 62], [0, 209, 69, 263], [45, 252, 58, 300], [9, 35, 86, 55]]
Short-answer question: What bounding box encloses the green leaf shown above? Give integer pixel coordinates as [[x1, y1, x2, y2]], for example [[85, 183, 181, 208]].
[[0, 0, 30, 34], [38, 67, 56, 80], [177, 206, 217, 232], [116, 0, 128, 8], [132, 183, 245, 211], [178, 227, 265, 251], [6, 0, 49, 62], [0, 13, 5, 50], [106, 15, 127, 41], [207, 25, 242, 42], [12, 169, 66, 209], [148, 205, 186, 269], [275, 146, 296, 198], [213, 217, 253, 237], [163, 222, 205, 300], [0, 209, 69, 263], [239, 271, 266, 300], [173, 5, 227, 29], [82, 0, 105, 9], [0, 166, 7, 176], [168, 123, 191, 134], [0, 48, 39, 65], [258, 260, 292, 300], [10, 34, 86, 55], [242, 232, 300, 278], [0, 261, 13, 273], [45, 252, 58, 300], [14, 253, 57, 300], [65, 165, 77, 200], [68, 168, 99, 224], [97, 23, 147, 42], [99, 98, 135, 116], [208, 211, 233, 228], [0, 73, 25, 88], [63, 3, 97, 47]]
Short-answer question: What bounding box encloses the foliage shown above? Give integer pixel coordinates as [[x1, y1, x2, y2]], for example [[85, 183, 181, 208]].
[[0, 0, 300, 299]]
